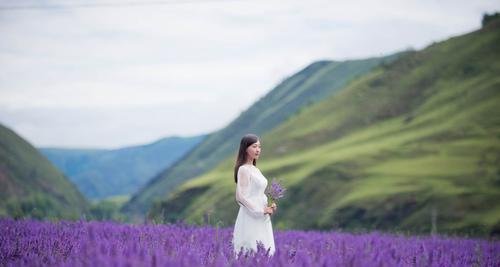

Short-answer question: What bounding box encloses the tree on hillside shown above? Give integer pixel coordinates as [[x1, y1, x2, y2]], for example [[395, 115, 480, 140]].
[[482, 12, 499, 27]]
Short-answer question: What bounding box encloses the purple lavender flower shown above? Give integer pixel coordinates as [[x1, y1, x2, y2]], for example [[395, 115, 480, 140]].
[[1, 217, 499, 266], [265, 178, 286, 206]]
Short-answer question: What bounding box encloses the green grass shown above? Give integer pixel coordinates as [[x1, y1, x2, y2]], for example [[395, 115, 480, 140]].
[[94, 194, 131, 207], [148, 19, 500, 236]]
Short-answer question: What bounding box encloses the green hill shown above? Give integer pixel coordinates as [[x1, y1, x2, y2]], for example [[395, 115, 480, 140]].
[[40, 134, 206, 200], [149, 16, 500, 236], [0, 123, 89, 220], [122, 53, 404, 220]]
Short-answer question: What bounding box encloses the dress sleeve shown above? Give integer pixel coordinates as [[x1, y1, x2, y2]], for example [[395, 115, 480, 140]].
[[236, 166, 266, 218]]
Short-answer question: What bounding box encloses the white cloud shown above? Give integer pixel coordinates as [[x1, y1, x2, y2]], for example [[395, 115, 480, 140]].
[[0, 0, 499, 148]]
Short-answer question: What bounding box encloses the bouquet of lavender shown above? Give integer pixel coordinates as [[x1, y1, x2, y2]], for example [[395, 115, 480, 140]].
[[265, 178, 286, 206]]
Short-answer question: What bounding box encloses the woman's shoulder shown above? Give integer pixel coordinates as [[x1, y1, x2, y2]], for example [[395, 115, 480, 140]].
[[238, 164, 249, 170], [238, 164, 256, 172]]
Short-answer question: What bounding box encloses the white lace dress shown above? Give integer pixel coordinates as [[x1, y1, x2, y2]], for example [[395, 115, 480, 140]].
[[232, 164, 275, 256]]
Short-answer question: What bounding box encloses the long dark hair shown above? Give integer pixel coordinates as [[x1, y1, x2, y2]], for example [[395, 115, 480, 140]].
[[234, 134, 259, 183]]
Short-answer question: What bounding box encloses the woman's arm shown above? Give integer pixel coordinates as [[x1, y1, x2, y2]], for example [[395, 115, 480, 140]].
[[236, 166, 268, 218]]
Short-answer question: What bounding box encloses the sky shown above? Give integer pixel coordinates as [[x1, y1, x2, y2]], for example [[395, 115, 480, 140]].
[[0, 0, 498, 149]]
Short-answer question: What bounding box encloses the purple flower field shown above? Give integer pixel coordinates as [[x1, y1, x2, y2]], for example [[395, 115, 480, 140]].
[[1, 218, 499, 266]]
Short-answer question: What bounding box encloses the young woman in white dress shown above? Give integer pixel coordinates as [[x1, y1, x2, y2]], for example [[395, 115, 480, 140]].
[[232, 133, 277, 257]]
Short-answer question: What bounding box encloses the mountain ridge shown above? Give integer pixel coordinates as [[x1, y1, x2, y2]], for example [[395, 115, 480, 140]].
[[123, 52, 405, 220], [0, 122, 89, 219], [40, 134, 207, 199]]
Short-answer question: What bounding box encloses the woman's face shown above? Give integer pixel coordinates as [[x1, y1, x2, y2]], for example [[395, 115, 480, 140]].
[[246, 140, 261, 160]]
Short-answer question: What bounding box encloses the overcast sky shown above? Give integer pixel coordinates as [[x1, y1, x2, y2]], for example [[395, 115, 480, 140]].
[[0, 0, 498, 149]]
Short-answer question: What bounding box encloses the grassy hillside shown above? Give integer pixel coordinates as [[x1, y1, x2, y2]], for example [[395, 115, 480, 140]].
[[149, 17, 500, 236], [40, 134, 206, 199], [123, 53, 404, 219], [0, 123, 89, 220]]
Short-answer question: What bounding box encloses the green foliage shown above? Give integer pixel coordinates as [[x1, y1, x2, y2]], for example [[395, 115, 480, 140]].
[[4, 193, 80, 220], [482, 12, 500, 28], [88, 200, 127, 222]]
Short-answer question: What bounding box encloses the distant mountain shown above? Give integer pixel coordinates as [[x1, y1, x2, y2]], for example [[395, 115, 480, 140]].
[[150, 16, 500, 236], [0, 123, 89, 219], [122, 52, 405, 219], [40, 135, 207, 200]]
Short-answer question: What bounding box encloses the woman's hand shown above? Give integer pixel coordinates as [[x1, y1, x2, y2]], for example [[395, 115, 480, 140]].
[[264, 207, 274, 215], [271, 202, 277, 211]]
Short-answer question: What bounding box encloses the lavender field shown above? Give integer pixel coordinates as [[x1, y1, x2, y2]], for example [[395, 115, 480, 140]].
[[1, 218, 499, 267]]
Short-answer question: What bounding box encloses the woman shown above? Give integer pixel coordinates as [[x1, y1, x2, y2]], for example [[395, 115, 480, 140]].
[[232, 133, 277, 257]]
